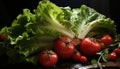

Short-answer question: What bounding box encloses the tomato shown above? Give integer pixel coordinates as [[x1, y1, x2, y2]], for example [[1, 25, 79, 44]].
[[54, 36, 75, 59], [109, 52, 117, 60], [80, 56, 87, 63], [72, 51, 81, 62], [0, 34, 6, 41], [80, 37, 101, 56], [100, 34, 113, 48], [114, 48, 120, 55], [38, 50, 58, 67]]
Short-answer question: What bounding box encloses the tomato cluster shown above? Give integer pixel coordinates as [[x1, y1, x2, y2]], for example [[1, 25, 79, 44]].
[[100, 34, 120, 61], [38, 34, 119, 67], [0, 33, 119, 68], [109, 48, 120, 60]]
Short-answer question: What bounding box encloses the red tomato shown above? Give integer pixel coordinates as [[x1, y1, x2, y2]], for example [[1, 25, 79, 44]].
[[72, 51, 81, 61], [80, 37, 101, 56], [109, 52, 117, 60], [80, 56, 87, 63], [100, 34, 113, 48], [54, 36, 75, 59], [114, 48, 120, 55], [38, 50, 58, 67], [0, 34, 6, 40]]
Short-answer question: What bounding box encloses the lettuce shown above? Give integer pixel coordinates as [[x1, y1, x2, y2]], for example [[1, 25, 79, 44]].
[[0, 0, 116, 64], [68, 5, 116, 38]]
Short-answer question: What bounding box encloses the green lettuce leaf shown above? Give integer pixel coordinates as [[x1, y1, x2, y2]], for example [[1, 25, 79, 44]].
[[69, 5, 116, 38]]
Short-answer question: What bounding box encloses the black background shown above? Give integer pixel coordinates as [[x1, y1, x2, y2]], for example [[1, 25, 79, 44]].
[[0, 0, 120, 33]]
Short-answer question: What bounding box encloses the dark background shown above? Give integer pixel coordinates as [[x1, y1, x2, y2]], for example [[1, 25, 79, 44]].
[[0, 0, 120, 33]]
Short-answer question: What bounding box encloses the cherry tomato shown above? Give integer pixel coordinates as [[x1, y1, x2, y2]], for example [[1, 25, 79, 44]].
[[114, 48, 120, 55], [54, 36, 75, 59], [80, 56, 87, 63], [38, 50, 58, 67], [0, 34, 6, 41], [100, 34, 113, 48], [72, 51, 81, 62], [109, 52, 117, 60], [80, 37, 101, 56]]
